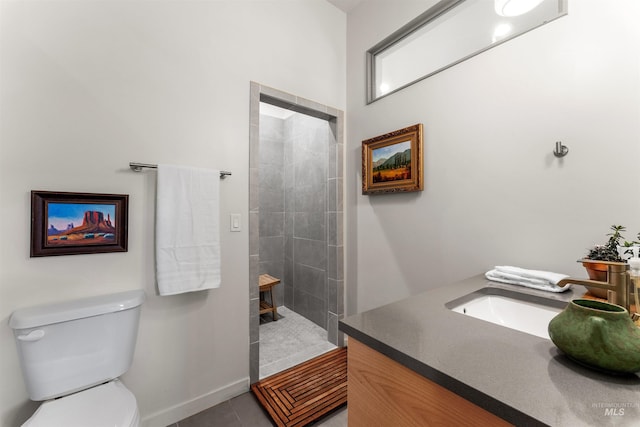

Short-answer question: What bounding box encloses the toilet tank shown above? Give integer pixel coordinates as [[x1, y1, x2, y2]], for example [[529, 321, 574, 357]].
[[9, 290, 145, 401]]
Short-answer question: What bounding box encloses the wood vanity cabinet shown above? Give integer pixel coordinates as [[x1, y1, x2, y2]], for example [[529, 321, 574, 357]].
[[347, 338, 512, 427]]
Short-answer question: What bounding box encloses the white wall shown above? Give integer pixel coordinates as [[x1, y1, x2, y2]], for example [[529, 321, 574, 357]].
[[0, 1, 345, 426], [346, 0, 640, 314]]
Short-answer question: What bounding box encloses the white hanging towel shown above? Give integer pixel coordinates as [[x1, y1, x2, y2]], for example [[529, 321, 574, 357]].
[[156, 164, 221, 295]]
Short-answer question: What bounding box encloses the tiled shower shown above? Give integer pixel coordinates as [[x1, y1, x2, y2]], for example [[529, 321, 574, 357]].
[[248, 83, 344, 383], [259, 107, 332, 329]]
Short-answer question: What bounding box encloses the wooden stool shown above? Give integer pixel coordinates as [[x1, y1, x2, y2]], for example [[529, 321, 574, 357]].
[[259, 274, 280, 321]]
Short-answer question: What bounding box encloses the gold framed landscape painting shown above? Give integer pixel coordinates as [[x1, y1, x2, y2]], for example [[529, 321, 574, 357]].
[[362, 123, 424, 195]]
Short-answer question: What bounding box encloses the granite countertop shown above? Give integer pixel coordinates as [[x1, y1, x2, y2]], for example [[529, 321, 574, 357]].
[[339, 274, 640, 426]]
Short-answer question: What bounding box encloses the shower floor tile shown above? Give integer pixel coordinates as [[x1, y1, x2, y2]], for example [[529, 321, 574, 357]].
[[259, 306, 337, 379]]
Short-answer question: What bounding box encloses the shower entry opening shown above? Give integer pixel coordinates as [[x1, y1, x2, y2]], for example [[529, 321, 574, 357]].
[[248, 82, 344, 383]]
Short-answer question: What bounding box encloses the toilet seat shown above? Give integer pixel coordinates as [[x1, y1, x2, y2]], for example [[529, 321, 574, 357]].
[[23, 379, 139, 427]]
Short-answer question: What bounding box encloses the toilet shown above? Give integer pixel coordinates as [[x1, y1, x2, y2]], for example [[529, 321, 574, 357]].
[[9, 290, 145, 427]]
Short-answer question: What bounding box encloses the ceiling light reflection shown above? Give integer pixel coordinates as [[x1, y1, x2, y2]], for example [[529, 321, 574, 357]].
[[495, 0, 545, 17], [492, 23, 513, 43]]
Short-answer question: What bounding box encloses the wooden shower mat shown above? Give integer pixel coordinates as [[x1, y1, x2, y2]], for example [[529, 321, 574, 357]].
[[251, 347, 347, 427]]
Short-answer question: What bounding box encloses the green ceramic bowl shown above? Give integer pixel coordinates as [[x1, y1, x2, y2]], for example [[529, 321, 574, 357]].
[[548, 299, 640, 374]]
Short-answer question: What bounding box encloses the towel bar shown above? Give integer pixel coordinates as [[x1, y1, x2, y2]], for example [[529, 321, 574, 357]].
[[129, 162, 232, 178]]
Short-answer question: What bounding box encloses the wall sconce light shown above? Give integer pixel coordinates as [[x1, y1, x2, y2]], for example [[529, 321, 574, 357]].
[[495, 0, 545, 17]]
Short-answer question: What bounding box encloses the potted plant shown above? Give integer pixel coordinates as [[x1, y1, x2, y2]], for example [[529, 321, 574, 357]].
[[582, 225, 640, 297]]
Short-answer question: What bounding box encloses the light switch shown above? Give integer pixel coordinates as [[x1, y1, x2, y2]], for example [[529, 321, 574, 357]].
[[230, 213, 241, 232]]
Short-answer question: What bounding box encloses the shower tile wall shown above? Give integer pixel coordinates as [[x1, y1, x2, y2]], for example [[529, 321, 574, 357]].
[[284, 114, 329, 329], [259, 110, 330, 330], [259, 115, 285, 307]]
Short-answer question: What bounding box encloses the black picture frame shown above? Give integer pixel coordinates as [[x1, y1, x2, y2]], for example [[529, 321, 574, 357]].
[[30, 191, 129, 257]]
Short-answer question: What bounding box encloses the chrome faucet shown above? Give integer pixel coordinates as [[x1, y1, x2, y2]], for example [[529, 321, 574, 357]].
[[557, 260, 633, 317]]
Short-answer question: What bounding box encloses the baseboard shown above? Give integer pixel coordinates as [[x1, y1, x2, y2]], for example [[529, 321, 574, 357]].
[[140, 377, 249, 427]]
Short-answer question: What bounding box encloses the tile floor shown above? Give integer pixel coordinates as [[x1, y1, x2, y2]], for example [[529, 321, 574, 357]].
[[259, 306, 337, 379], [169, 306, 347, 426], [167, 392, 347, 426]]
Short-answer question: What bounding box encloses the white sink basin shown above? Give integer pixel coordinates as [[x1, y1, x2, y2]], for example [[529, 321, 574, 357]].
[[447, 289, 565, 339]]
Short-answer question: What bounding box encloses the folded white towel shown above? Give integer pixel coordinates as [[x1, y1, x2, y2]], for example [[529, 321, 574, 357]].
[[156, 164, 221, 296], [485, 266, 571, 293]]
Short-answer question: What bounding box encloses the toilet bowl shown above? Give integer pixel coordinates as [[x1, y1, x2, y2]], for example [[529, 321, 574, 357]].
[[9, 290, 145, 427], [23, 380, 139, 427]]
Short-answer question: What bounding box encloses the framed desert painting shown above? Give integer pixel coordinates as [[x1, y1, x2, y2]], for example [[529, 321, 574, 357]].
[[362, 123, 424, 194], [31, 191, 128, 257]]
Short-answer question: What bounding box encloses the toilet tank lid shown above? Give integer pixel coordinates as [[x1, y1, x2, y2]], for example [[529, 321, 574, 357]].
[[9, 290, 145, 330]]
